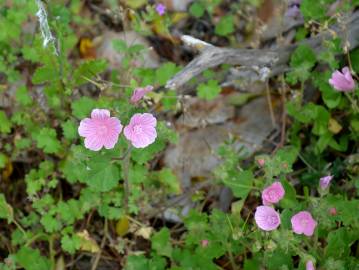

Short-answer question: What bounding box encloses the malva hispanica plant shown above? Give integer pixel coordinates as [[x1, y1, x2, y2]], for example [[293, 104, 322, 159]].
[[0, 0, 359, 270]]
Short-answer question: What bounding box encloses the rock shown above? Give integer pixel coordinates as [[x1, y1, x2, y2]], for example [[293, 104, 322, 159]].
[[159, 0, 194, 12], [177, 95, 235, 128], [96, 31, 160, 69], [164, 97, 277, 183]]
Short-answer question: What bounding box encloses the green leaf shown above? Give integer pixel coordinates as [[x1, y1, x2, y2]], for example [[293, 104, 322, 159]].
[[62, 120, 78, 140], [40, 212, 61, 233], [125, 255, 149, 270], [156, 168, 181, 194], [215, 15, 234, 36], [265, 250, 293, 270], [112, 39, 128, 53], [313, 71, 342, 109], [197, 79, 221, 100], [325, 227, 359, 259], [34, 128, 62, 154], [151, 228, 172, 258], [84, 155, 120, 192], [0, 194, 13, 223], [61, 234, 81, 254], [223, 170, 254, 199], [0, 154, 7, 169], [15, 86, 32, 105], [287, 44, 316, 84], [189, 2, 205, 18], [15, 247, 51, 270], [71, 96, 96, 119], [155, 63, 180, 85], [73, 59, 108, 86], [279, 178, 298, 209], [350, 48, 359, 74], [300, 0, 327, 21], [0, 110, 11, 134], [32, 65, 58, 84]]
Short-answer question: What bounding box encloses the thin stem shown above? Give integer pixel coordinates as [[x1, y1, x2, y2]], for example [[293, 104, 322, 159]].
[[345, 92, 359, 113], [91, 219, 108, 270], [25, 233, 48, 246], [122, 148, 132, 214], [13, 219, 27, 236], [222, 180, 259, 191], [265, 80, 276, 127], [297, 152, 316, 172], [227, 247, 238, 270], [49, 234, 55, 268]]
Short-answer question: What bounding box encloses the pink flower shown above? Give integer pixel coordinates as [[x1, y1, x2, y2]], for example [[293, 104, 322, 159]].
[[254, 206, 281, 231], [329, 207, 337, 216], [306, 260, 315, 270], [291, 211, 317, 236], [257, 158, 265, 167], [329, 67, 356, 92], [78, 109, 123, 151], [130, 85, 153, 104], [201, 239, 209, 247], [262, 182, 285, 206], [319, 175, 333, 190], [155, 3, 166, 16], [124, 113, 157, 148]]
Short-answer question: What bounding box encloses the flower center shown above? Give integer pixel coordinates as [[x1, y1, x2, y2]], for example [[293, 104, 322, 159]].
[[97, 125, 108, 136], [133, 124, 142, 134]]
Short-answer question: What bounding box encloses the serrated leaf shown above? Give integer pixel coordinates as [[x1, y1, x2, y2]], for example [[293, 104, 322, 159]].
[[151, 228, 172, 258], [84, 156, 120, 192], [73, 59, 108, 86], [15, 247, 51, 270], [215, 15, 234, 36], [15, 86, 32, 105], [155, 63, 180, 85], [0, 110, 11, 134], [189, 2, 205, 18], [0, 193, 13, 223], [34, 128, 62, 154], [222, 170, 254, 199], [157, 168, 181, 194], [32, 65, 58, 84], [40, 212, 61, 233], [61, 120, 78, 140], [61, 234, 81, 254], [197, 80, 221, 100], [71, 96, 96, 119]]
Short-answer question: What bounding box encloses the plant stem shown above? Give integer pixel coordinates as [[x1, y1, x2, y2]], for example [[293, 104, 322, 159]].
[[122, 148, 132, 214], [49, 234, 55, 269], [91, 219, 108, 270], [13, 219, 27, 236]]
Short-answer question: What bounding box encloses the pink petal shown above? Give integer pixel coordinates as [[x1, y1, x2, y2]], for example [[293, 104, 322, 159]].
[[140, 113, 157, 127], [84, 136, 104, 151], [123, 125, 136, 142], [107, 117, 123, 134], [91, 109, 110, 119], [78, 118, 96, 137], [254, 206, 281, 231], [103, 132, 119, 149]]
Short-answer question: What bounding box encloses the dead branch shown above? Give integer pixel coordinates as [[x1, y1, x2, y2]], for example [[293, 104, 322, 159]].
[[166, 11, 359, 91]]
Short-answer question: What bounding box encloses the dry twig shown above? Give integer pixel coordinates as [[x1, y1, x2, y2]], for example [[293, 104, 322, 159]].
[[166, 11, 359, 91]]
